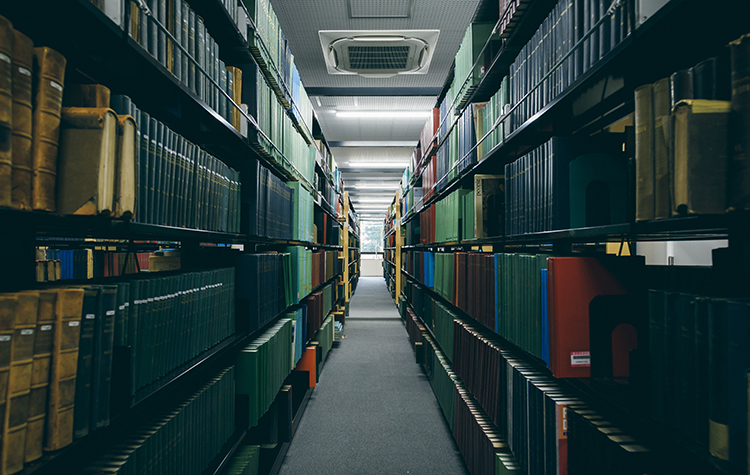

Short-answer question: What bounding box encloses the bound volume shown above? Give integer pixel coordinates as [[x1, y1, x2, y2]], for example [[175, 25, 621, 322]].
[[44, 288, 83, 451], [10, 30, 34, 210], [31, 47, 66, 212], [0, 16, 12, 207], [56, 107, 117, 216]]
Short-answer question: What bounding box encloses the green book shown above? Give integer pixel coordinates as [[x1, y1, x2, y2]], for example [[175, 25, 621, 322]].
[[73, 287, 99, 439]]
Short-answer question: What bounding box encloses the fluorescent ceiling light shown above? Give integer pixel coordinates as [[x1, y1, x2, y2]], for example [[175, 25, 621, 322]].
[[353, 183, 401, 189], [335, 111, 430, 119], [353, 197, 393, 203], [344, 161, 409, 168]]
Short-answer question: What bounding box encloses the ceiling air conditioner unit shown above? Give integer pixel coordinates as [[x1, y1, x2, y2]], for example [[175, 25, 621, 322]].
[[319, 30, 440, 78]]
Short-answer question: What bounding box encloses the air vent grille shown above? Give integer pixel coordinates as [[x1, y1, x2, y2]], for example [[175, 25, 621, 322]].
[[347, 46, 410, 70]]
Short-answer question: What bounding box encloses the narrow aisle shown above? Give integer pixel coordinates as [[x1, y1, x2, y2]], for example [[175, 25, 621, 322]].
[[279, 277, 469, 475]]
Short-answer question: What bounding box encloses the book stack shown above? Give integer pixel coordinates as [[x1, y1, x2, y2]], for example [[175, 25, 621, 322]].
[[647, 291, 750, 470], [312, 314, 335, 363], [236, 317, 295, 428], [224, 444, 260, 475], [124, 268, 236, 399], [287, 181, 314, 242], [480, 76, 510, 159], [404, 307, 426, 351], [241, 158, 294, 240], [508, 0, 632, 134], [286, 246, 312, 305], [81, 365, 236, 474], [422, 334, 457, 431], [303, 281, 338, 340], [433, 253, 455, 304], [504, 135, 625, 235], [36, 248, 153, 281], [419, 108, 440, 159], [454, 23, 498, 107], [455, 252, 496, 331], [126, 0, 242, 126], [236, 253, 293, 333], [634, 51, 737, 220]]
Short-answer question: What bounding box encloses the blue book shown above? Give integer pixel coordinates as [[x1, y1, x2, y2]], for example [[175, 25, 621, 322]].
[[541, 268, 549, 366]]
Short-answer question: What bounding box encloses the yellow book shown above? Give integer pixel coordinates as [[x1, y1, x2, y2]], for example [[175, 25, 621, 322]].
[[10, 30, 34, 210], [227, 66, 242, 131], [114, 114, 136, 218], [0, 16, 14, 207], [31, 47, 66, 212], [44, 288, 83, 452], [24, 290, 55, 463], [56, 107, 117, 215], [62, 84, 110, 108], [2, 291, 38, 475]]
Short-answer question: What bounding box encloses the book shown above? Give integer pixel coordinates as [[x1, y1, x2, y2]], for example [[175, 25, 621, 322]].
[[634, 84, 654, 221], [44, 288, 83, 451], [91, 285, 116, 430], [24, 290, 55, 463], [10, 29, 34, 210], [114, 114, 136, 218], [652, 77, 671, 219], [0, 291, 36, 475], [0, 295, 17, 459], [56, 107, 118, 215], [672, 99, 731, 215], [31, 47, 66, 212], [0, 16, 12, 208], [72, 287, 97, 439], [728, 34, 750, 211]]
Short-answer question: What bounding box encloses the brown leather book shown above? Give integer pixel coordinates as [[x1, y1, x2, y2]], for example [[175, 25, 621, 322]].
[[44, 288, 83, 452], [635, 84, 654, 221], [0, 294, 18, 467], [56, 107, 117, 215], [24, 290, 55, 463], [652, 78, 671, 219], [673, 100, 731, 215], [2, 291, 38, 475], [10, 30, 34, 210], [114, 114, 136, 218], [31, 47, 66, 212], [0, 16, 14, 208], [62, 84, 111, 108]]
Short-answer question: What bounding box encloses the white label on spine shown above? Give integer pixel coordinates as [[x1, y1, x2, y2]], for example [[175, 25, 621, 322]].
[[18, 67, 32, 77], [85, 313, 96, 320], [40, 325, 52, 331], [21, 329, 34, 335], [0, 53, 10, 63], [69, 321, 80, 327], [0, 336, 10, 341], [50, 81, 63, 92], [570, 351, 590, 367], [106, 310, 115, 316]]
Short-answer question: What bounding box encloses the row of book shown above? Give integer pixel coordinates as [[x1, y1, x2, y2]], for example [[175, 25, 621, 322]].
[[304, 281, 338, 345], [635, 36, 750, 221], [236, 317, 295, 428], [404, 250, 645, 379], [0, 20, 67, 212], [313, 209, 341, 246], [236, 253, 294, 334], [288, 181, 315, 243], [648, 290, 750, 470], [224, 444, 260, 475], [36, 248, 152, 281], [126, 0, 242, 127], [404, 306, 426, 354], [454, 22, 500, 107], [242, 158, 294, 239], [80, 365, 236, 475], [508, 0, 632, 134], [479, 77, 511, 160]]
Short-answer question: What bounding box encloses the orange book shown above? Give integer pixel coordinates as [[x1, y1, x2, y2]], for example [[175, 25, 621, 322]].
[[546, 256, 643, 378], [295, 346, 316, 388]]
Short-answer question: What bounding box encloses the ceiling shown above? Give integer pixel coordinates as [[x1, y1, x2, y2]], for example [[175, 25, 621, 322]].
[[272, 0, 482, 217]]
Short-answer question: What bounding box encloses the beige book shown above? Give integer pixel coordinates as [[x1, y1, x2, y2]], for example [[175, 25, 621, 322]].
[[44, 288, 83, 452], [24, 290, 55, 463], [56, 107, 117, 215], [31, 47, 66, 211], [10, 30, 34, 210], [2, 291, 38, 475], [114, 114, 136, 218]]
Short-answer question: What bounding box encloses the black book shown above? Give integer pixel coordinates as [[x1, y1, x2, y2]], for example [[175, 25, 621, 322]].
[[92, 285, 117, 430], [72, 287, 99, 439], [692, 54, 731, 101]]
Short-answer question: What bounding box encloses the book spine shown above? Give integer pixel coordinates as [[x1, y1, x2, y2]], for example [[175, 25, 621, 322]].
[[634, 84, 654, 221]]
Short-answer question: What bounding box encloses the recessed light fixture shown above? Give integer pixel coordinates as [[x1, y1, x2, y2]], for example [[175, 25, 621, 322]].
[[353, 197, 394, 203], [353, 183, 401, 189], [336, 111, 430, 119], [344, 161, 410, 168]]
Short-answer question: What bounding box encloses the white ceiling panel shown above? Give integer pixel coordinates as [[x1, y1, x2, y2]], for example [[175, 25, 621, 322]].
[[271, 0, 480, 88]]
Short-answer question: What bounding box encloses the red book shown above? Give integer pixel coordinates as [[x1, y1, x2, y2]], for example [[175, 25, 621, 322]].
[[546, 256, 643, 378]]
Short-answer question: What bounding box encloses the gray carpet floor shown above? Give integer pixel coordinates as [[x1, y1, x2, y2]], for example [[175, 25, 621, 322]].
[[278, 277, 469, 475]]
